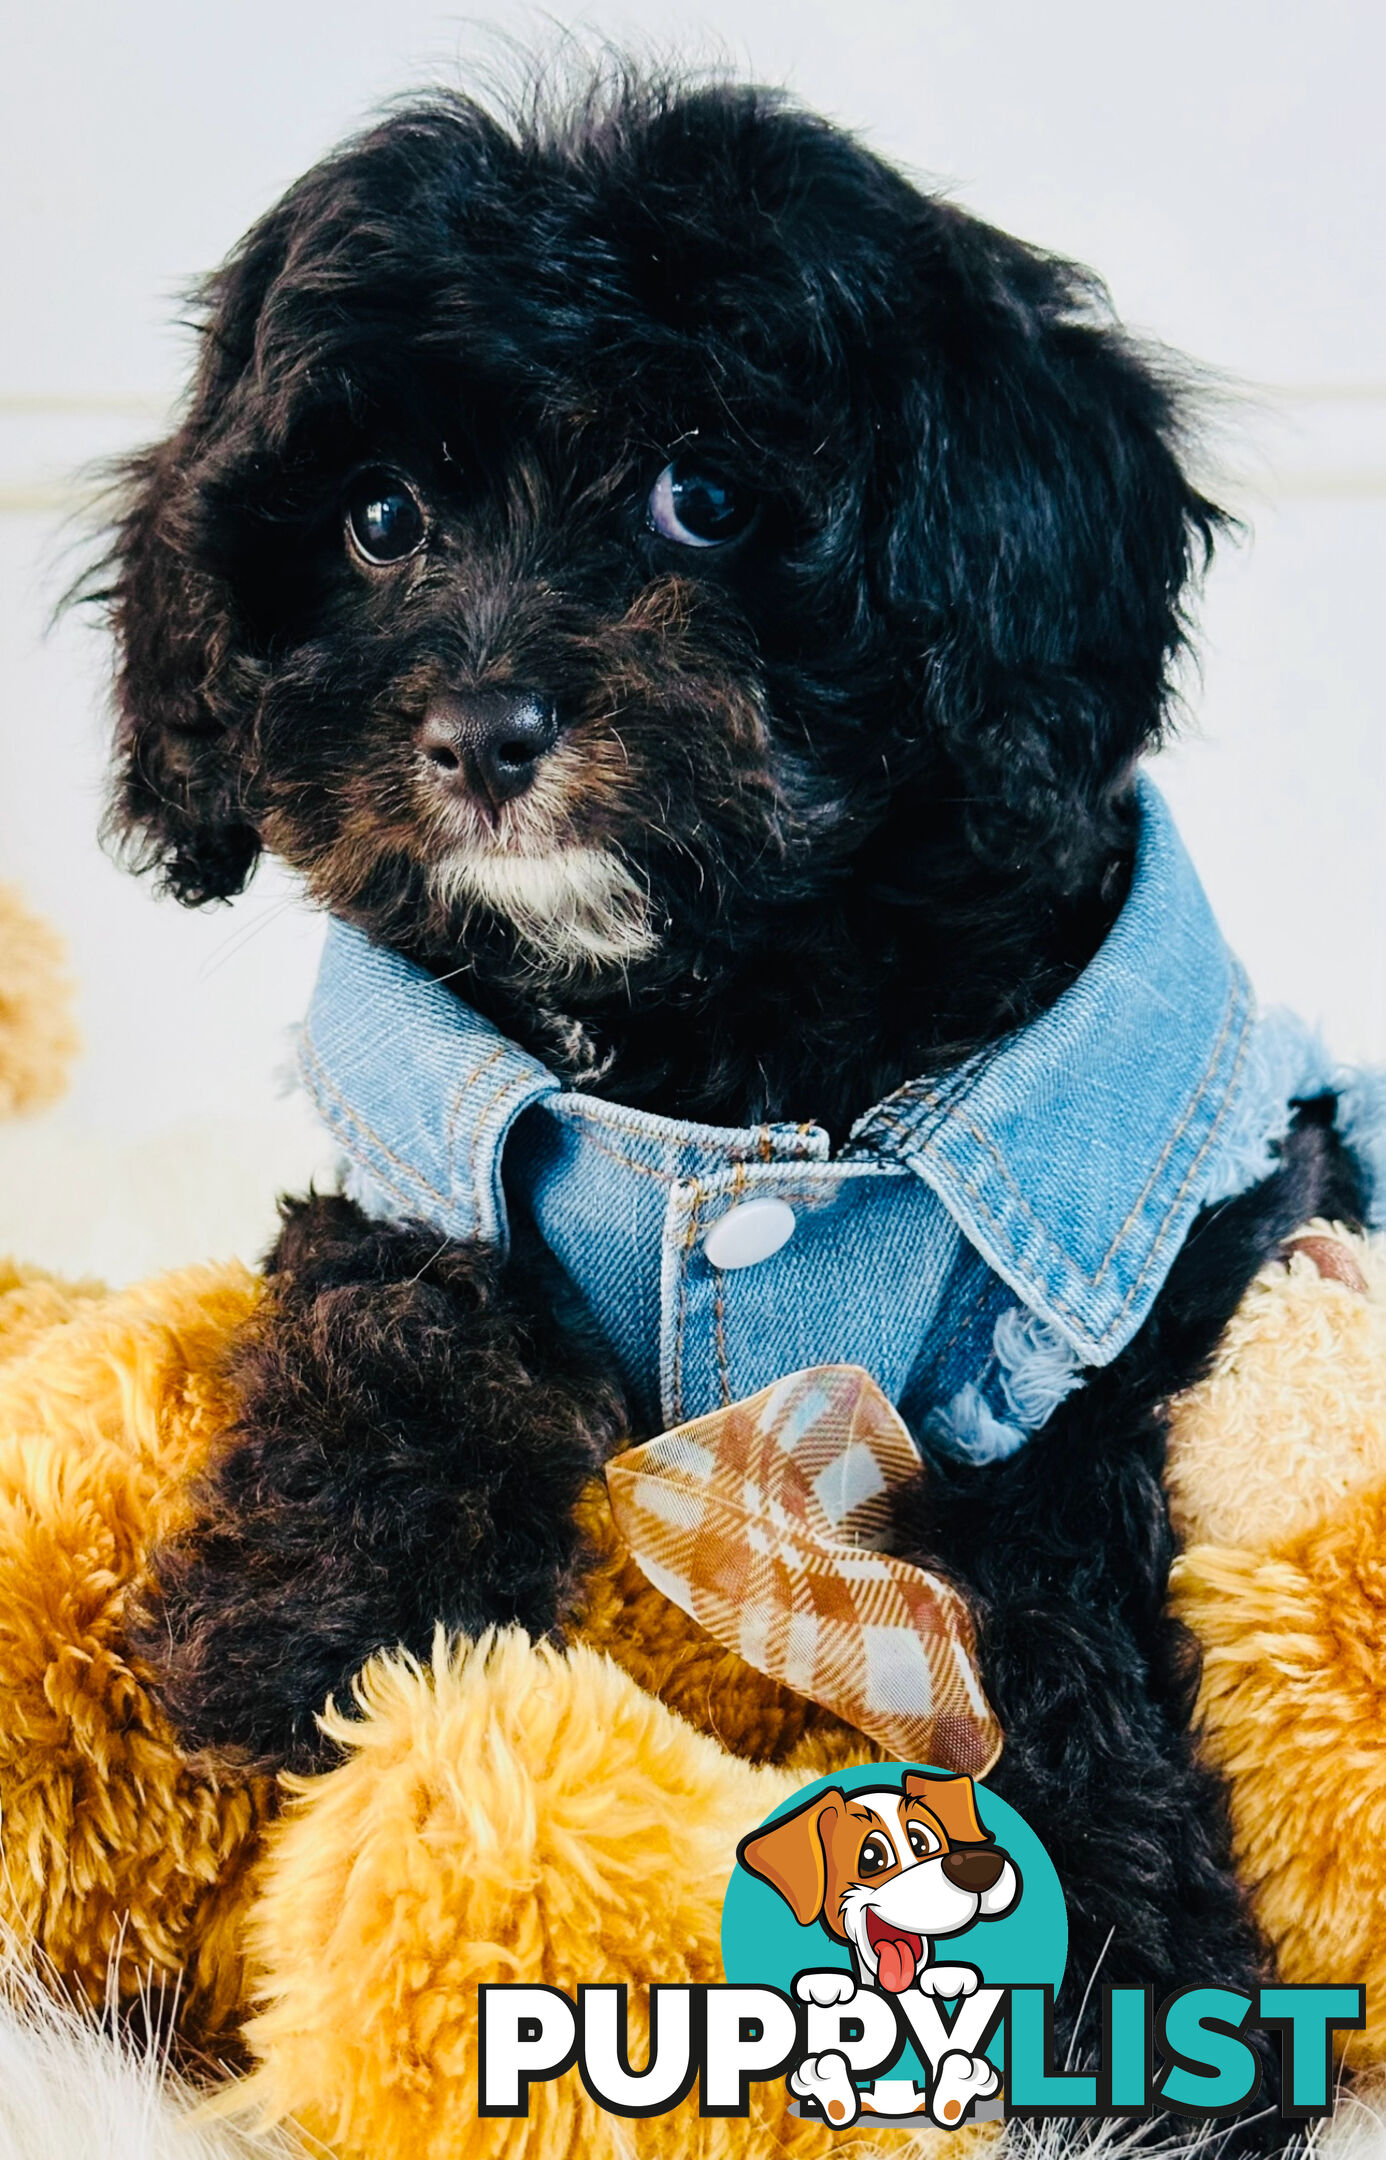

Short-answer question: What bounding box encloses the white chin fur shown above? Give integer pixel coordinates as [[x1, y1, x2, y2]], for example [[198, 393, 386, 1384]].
[[430, 844, 656, 975]]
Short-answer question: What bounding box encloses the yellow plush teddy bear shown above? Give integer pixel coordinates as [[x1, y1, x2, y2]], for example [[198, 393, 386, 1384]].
[[1168, 1223, 1386, 2064], [1, 884, 1384, 2157]]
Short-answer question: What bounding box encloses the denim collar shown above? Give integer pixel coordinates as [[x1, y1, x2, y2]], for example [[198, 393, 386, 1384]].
[[299, 779, 1330, 1446]]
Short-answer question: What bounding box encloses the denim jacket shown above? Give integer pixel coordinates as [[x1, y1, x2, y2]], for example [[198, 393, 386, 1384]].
[[298, 780, 1384, 1461]]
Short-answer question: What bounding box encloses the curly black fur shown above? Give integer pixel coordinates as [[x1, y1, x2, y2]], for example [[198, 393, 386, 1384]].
[[128, 1194, 626, 1770], [90, 62, 1366, 2142]]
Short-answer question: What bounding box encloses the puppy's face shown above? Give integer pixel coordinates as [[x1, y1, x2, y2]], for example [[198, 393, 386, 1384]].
[[202, 357, 830, 982], [739, 1772, 1019, 1993], [100, 75, 1216, 1071]]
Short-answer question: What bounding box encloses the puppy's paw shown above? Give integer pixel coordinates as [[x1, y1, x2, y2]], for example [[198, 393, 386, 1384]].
[[795, 1969, 858, 2008], [916, 1963, 980, 1999], [929, 2049, 999, 2127], [130, 1198, 624, 1773], [789, 2050, 860, 2126]]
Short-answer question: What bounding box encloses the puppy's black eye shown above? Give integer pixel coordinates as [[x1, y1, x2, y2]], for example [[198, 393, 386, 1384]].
[[647, 456, 755, 548], [859, 1834, 896, 1878], [344, 469, 427, 565], [906, 1822, 942, 1860]]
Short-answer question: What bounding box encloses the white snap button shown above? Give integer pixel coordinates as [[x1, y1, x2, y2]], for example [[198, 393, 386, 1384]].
[[701, 1197, 797, 1271]]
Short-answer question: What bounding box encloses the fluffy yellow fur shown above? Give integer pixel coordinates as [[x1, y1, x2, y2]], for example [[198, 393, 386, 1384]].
[[237, 1628, 995, 2160], [0, 1260, 274, 2040], [1173, 1484, 1386, 2061], [1169, 1224, 1386, 2060], [1167, 1222, 1386, 1549], [0, 885, 80, 1119]]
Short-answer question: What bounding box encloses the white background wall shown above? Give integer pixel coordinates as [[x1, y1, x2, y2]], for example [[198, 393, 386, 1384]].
[[1, 0, 1383, 1283]]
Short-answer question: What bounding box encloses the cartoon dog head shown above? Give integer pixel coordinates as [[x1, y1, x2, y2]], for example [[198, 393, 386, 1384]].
[[738, 1774, 1020, 1994]]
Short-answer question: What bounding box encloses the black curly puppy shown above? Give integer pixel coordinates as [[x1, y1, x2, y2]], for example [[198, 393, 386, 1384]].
[[93, 68, 1366, 2119]]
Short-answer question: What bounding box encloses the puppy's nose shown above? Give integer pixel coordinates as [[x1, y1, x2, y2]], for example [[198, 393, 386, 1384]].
[[417, 690, 560, 810], [941, 1847, 1005, 1895]]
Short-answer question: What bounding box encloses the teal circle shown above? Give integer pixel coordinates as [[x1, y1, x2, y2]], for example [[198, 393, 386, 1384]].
[[721, 1765, 1067, 2088]]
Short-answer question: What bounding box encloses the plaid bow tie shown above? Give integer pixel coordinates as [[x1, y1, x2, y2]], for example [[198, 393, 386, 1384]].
[[604, 1366, 1001, 1774]]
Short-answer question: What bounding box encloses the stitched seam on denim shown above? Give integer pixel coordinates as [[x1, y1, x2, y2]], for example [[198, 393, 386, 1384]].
[[553, 1100, 704, 1151], [301, 1054, 445, 1218], [844, 1070, 970, 1156], [299, 1031, 457, 1222], [713, 1268, 730, 1406], [912, 1279, 996, 1379], [551, 1098, 824, 1164], [310, 1116, 422, 1227], [466, 1064, 546, 1235], [671, 1179, 706, 1425], [874, 982, 1253, 1351], [444, 1043, 508, 1200], [555, 1126, 677, 1182], [551, 1101, 677, 1147], [874, 1096, 1196, 1351], [546, 1119, 856, 1188], [867, 1008, 1226, 1302], [862, 981, 1242, 1271], [551, 1102, 687, 1173], [1090, 977, 1246, 1284], [713, 1165, 747, 1406], [1097, 993, 1255, 1339], [869, 1106, 1043, 1266], [673, 1180, 852, 1217], [870, 972, 1244, 1290]]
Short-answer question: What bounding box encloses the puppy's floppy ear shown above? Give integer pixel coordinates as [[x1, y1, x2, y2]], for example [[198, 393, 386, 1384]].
[[904, 1772, 989, 1846], [93, 212, 294, 905], [737, 1789, 847, 1926], [877, 209, 1225, 889]]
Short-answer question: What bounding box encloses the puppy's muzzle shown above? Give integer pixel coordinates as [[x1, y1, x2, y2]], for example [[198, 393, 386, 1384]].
[[418, 689, 560, 814], [940, 1847, 1006, 1894]]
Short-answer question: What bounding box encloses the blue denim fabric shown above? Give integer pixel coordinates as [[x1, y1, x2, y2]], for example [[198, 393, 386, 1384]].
[[297, 778, 1367, 1458]]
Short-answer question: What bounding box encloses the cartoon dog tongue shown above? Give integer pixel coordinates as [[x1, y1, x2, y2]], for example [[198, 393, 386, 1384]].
[[875, 1931, 918, 1993]]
